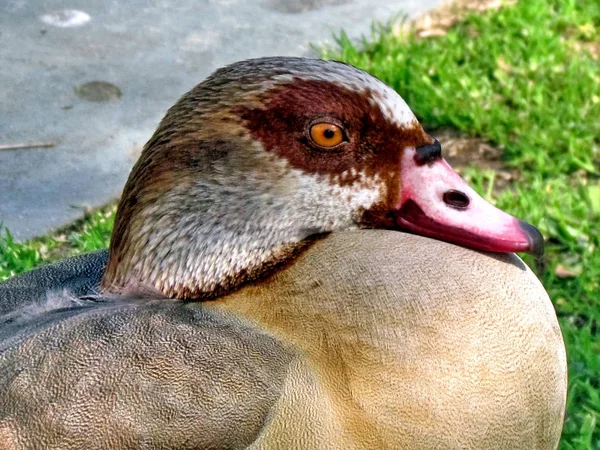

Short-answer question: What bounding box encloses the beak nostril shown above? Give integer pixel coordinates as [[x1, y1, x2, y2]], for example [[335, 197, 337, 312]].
[[443, 190, 470, 210]]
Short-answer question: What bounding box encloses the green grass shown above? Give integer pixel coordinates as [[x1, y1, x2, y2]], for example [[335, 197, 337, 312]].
[[0, 207, 114, 280], [322, 1, 600, 448], [1, 0, 599, 448]]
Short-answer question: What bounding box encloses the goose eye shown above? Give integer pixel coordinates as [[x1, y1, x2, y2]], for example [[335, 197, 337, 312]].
[[309, 123, 344, 148]]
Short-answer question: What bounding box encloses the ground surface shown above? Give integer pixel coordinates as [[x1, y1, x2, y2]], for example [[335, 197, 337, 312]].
[[0, 0, 443, 240]]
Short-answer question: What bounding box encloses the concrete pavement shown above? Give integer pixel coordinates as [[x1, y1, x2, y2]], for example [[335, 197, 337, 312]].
[[0, 0, 443, 240]]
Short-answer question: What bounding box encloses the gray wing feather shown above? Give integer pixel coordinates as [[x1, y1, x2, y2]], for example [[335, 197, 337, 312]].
[[0, 252, 291, 449], [0, 250, 108, 315], [0, 300, 292, 449]]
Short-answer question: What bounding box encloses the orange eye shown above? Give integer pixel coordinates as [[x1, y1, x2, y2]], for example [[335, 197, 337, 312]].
[[309, 123, 344, 148]]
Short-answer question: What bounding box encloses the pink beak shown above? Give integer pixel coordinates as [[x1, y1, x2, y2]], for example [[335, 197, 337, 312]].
[[394, 141, 544, 257]]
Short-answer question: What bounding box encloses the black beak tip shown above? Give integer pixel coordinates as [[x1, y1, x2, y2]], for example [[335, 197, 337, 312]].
[[519, 220, 545, 258]]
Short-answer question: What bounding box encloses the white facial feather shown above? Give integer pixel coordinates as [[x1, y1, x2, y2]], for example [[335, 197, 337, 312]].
[[128, 146, 382, 295], [270, 60, 417, 127]]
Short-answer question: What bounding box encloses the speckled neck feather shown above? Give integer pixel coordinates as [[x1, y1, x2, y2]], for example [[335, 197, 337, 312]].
[[102, 57, 431, 299]]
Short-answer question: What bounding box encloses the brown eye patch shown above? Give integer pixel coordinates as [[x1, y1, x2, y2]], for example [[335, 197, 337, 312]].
[[309, 123, 344, 148], [237, 79, 433, 183]]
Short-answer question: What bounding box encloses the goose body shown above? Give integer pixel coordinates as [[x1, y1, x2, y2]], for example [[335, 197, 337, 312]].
[[0, 57, 566, 449]]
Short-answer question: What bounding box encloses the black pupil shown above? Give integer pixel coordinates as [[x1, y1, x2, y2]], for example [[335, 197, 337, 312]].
[[323, 128, 335, 139]]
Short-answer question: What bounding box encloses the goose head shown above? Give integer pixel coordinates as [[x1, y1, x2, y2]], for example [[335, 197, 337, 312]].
[[102, 57, 543, 299]]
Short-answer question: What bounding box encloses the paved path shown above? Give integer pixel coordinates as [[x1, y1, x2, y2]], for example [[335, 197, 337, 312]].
[[0, 0, 443, 240]]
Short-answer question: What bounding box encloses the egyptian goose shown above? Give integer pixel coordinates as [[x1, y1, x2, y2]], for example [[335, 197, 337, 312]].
[[0, 57, 566, 449]]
